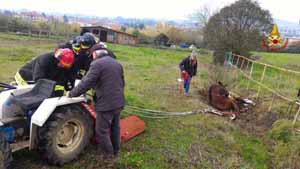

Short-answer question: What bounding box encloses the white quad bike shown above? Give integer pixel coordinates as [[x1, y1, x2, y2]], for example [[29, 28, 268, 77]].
[[0, 79, 95, 168]]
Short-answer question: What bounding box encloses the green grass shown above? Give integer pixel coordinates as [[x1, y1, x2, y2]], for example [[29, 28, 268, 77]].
[[249, 52, 300, 101], [252, 52, 300, 70], [1, 32, 299, 168]]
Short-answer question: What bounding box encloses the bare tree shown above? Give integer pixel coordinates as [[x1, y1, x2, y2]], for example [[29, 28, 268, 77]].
[[203, 0, 273, 64], [189, 5, 212, 28]]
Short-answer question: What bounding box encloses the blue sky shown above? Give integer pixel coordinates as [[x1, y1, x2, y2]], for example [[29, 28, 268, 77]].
[[0, 0, 299, 23]]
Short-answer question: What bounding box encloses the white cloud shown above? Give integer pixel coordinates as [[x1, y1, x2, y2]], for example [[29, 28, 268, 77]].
[[258, 0, 300, 23]]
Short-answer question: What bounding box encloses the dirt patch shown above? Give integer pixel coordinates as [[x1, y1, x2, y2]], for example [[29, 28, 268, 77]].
[[197, 88, 209, 104], [197, 87, 279, 136], [11, 145, 120, 169], [235, 109, 279, 136]]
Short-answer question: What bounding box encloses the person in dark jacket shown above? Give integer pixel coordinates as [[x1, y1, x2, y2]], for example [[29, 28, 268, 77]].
[[88, 42, 117, 59], [15, 48, 75, 96], [68, 48, 125, 157], [179, 51, 198, 95]]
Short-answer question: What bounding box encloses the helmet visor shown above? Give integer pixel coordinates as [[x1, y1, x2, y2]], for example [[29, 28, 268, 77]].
[[59, 61, 72, 69], [81, 41, 91, 49]]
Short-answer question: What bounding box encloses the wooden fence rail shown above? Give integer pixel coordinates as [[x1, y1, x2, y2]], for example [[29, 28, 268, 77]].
[[226, 53, 300, 126]]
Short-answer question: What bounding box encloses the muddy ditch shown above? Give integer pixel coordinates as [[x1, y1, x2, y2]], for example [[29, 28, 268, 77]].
[[197, 87, 282, 136]]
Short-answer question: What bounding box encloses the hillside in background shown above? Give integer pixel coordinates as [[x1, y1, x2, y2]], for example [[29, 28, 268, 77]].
[[276, 19, 300, 29], [0, 8, 199, 29], [276, 19, 300, 38]]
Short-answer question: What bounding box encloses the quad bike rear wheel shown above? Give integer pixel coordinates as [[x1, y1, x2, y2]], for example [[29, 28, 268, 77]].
[[0, 131, 12, 169], [38, 105, 93, 165]]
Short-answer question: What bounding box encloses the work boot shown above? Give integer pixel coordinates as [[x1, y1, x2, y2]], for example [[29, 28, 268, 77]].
[[105, 155, 120, 168], [114, 151, 119, 158], [96, 145, 106, 156], [97, 146, 115, 158]]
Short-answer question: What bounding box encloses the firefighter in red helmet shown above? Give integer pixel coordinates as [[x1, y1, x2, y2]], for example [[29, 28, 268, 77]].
[[15, 48, 75, 96]]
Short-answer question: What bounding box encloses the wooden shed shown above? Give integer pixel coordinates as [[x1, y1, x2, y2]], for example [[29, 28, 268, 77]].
[[81, 26, 138, 45], [154, 33, 170, 46]]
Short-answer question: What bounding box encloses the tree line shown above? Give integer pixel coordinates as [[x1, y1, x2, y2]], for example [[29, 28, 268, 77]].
[[0, 12, 81, 37], [203, 0, 273, 64], [125, 23, 203, 47], [125, 0, 278, 62]]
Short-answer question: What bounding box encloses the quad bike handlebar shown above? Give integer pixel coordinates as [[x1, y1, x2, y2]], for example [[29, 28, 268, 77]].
[[0, 82, 16, 91]]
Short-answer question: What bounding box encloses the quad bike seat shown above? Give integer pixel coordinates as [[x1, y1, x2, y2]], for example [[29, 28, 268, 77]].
[[11, 79, 56, 111]]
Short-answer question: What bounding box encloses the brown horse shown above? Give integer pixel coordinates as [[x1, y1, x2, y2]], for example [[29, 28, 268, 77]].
[[208, 82, 235, 111]]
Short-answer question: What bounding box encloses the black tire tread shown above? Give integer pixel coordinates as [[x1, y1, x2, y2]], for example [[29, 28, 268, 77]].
[[0, 131, 12, 169], [37, 104, 93, 165]]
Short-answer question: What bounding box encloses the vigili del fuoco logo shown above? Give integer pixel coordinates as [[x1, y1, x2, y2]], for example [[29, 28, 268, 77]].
[[262, 24, 289, 52]]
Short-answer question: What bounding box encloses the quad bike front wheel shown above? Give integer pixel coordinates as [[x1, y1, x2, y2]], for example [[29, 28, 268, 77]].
[[38, 105, 93, 165], [0, 131, 12, 169]]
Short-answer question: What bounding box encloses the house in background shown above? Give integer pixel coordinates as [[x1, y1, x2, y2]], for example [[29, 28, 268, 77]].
[[154, 33, 170, 46], [81, 25, 138, 45]]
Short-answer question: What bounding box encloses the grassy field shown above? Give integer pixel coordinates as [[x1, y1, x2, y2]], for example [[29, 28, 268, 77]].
[[253, 52, 300, 71], [251, 51, 300, 98], [0, 33, 300, 169]]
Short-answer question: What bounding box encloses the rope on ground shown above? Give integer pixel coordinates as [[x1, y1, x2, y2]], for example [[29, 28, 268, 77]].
[[126, 105, 198, 115], [123, 110, 172, 119], [123, 105, 220, 119]]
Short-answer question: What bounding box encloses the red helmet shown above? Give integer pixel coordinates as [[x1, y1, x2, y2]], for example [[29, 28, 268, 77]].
[[54, 48, 75, 68]]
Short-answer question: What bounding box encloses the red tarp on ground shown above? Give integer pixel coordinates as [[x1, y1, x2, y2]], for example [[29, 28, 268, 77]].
[[120, 115, 145, 142], [81, 103, 146, 143]]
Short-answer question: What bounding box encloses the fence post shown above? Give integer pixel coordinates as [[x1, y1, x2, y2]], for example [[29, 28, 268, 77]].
[[293, 104, 300, 126], [236, 55, 240, 68], [268, 74, 282, 112], [225, 52, 232, 67], [246, 61, 254, 90], [240, 57, 245, 70], [257, 65, 267, 98], [246, 59, 250, 71]]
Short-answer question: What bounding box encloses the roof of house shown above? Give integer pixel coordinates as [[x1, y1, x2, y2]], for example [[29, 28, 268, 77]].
[[81, 25, 137, 38], [155, 33, 169, 41]]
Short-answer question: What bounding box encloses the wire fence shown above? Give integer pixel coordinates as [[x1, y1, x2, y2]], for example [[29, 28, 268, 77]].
[[225, 52, 300, 126]]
